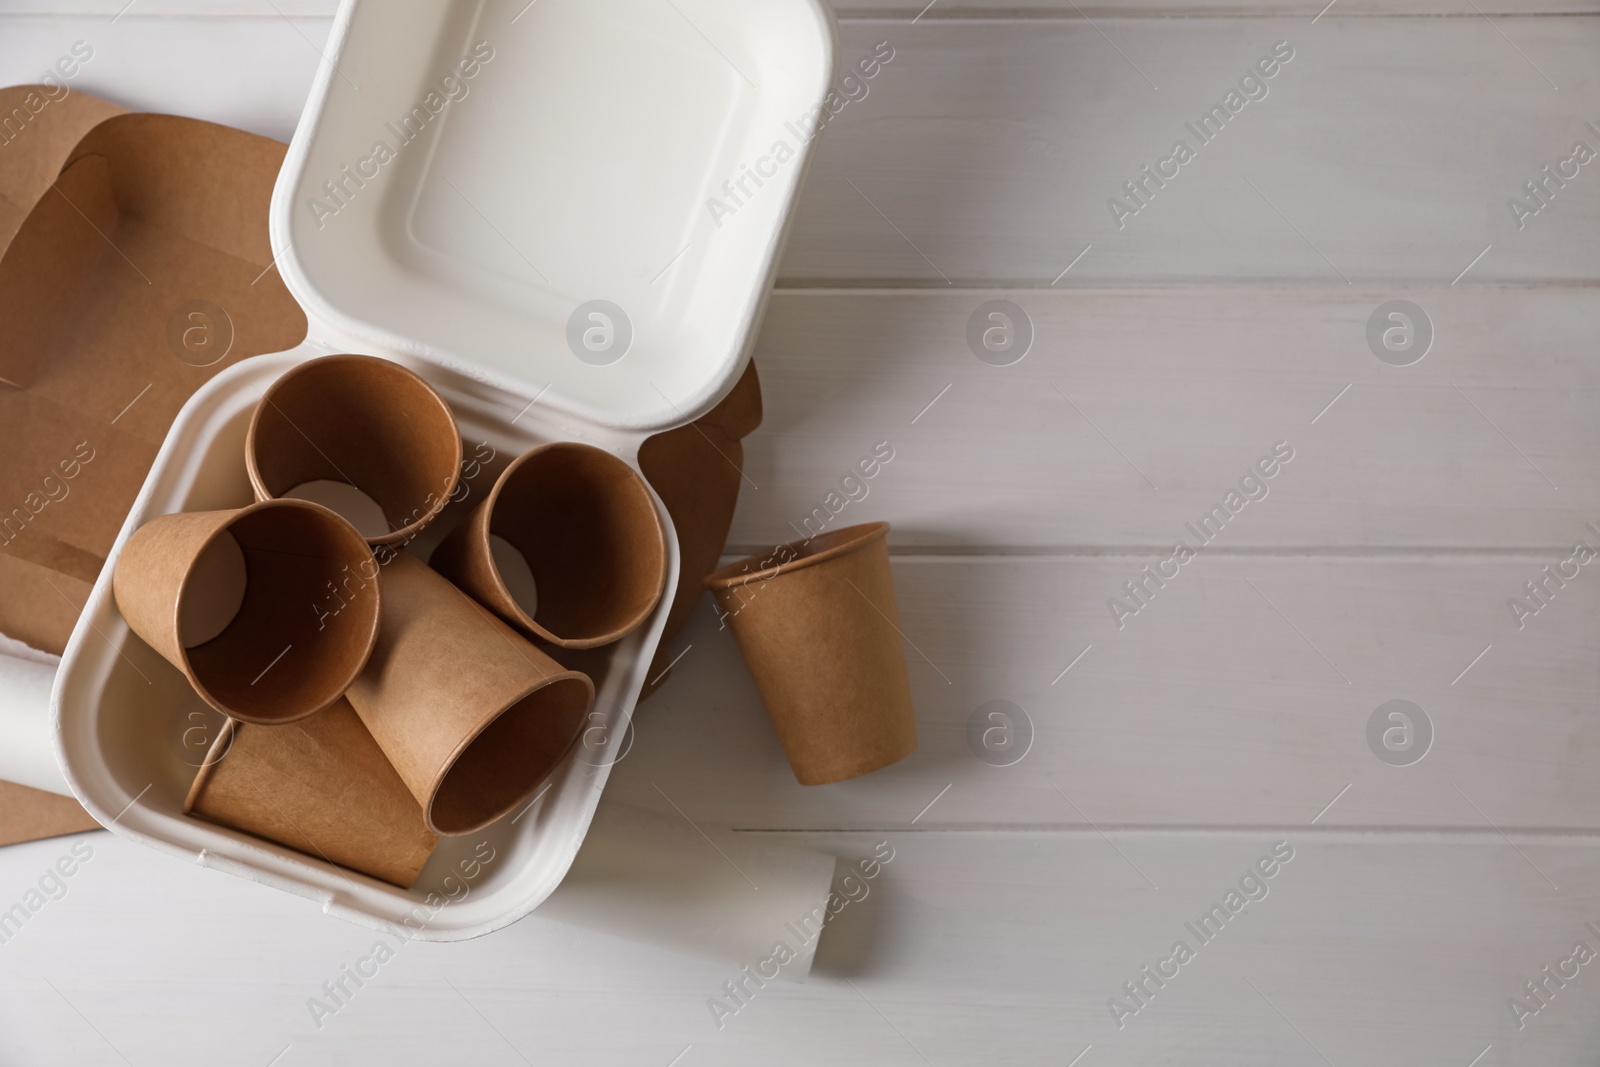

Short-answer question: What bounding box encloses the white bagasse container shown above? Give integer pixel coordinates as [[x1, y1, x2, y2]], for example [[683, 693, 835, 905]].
[[53, 0, 836, 940]]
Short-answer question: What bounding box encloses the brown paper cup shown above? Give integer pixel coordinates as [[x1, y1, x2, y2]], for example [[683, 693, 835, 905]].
[[346, 551, 593, 835], [703, 522, 917, 786], [112, 500, 380, 725], [247, 354, 462, 547], [430, 442, 667, 650], [184, 699, 440, 888]]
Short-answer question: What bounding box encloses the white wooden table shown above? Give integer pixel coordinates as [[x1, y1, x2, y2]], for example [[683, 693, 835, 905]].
[[2, 1, 1598, 1063]]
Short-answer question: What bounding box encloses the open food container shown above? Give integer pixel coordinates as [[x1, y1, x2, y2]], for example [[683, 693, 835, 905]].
[[52, 0, 836, 939]]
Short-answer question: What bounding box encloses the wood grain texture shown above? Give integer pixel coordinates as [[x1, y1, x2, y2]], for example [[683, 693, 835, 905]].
[[0, 18, 322, 143], [0, 830, 1596, 1064], [1, 0, 1591, 16], [0, 10, 1596, 1067], [737, 288, 1599, 550], [623, 553, 1600, 829], [856, 0, 1600, 13], [785, 19, 1600, 284]]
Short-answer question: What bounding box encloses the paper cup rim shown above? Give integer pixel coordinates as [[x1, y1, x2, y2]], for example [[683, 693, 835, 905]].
[[704, 521, 890, 591], [245, 353, 464, 547]]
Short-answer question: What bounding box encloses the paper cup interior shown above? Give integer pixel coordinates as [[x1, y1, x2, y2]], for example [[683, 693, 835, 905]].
[[182, 503, 380, 725], [489, 444, 666, 648], [285, 479, 392, 540], [248, 354, 462, 545], [429, 675, 593, 836], [488, 534, 538, 616], [178, 531, 247, 648]]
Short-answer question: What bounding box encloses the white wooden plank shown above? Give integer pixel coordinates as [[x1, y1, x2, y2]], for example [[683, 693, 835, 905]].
[[4, 15, 1592, 280], [619, 553, 1600, 829], [0, 2, 338, 14], [738, 288, 1600, 550], [1, 1, 1590, 19], [865, 0, 1600, 11], [0, 828, 1595, 1064], [859, 0, 1600, 12], [784, 19, 1600, 283], [0, 16, 322, 142]]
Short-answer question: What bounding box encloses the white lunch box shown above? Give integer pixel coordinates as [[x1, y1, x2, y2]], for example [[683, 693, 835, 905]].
[[52, 0, 836, 940]]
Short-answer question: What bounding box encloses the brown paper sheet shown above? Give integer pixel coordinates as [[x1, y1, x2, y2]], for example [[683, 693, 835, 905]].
[[0, 96, 306, 846], [0, 110, 306, 653], [0, 84, 125, 257], [0, 780, 100, 847], [0, 86, 124, 656]]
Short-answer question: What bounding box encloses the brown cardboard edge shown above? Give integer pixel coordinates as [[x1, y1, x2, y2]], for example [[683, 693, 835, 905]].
[[0, 779, 101, 847]]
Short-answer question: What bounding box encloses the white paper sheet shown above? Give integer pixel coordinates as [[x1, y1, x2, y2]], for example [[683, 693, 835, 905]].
[[0, 633, 68, 796], [536, 801, 839, 981]]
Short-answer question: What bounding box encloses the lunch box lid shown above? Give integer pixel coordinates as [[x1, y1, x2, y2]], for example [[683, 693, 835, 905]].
[[270, 0, 837, 434]]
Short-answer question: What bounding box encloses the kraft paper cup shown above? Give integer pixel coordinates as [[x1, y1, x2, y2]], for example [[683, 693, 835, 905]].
[[247, 354, 462, 548], [703, 522, 917, 786], [184, 699, 439, 888], [346, 551, 594, 836], [112, 500, 380, 726], [430, 442, 667, 650]]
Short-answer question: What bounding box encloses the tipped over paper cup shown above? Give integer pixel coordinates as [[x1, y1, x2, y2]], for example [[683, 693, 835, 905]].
[[346, 551, 593, 836], [112, 499, 380, 726], [184, 698, 440, 888]]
